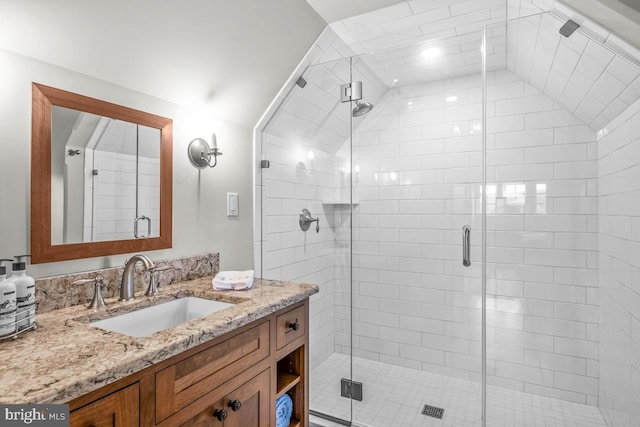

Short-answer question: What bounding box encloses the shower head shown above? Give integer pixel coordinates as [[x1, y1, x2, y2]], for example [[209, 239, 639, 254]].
[[353, 100, 373, 117]]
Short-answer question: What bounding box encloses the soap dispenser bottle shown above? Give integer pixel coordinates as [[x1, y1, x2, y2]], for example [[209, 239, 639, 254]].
[[11, 255, 35, 331], [0, 259, 17, 337]]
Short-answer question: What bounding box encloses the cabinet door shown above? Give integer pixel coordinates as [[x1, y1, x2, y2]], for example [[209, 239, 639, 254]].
[[70, 383, 139, 427], [179, 398, 224, 427], [180, 369, 270, 427], [223, 368, 270, 427]]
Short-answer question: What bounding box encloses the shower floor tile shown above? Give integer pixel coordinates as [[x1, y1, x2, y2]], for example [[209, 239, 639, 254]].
[[310, 353, 606, 427]]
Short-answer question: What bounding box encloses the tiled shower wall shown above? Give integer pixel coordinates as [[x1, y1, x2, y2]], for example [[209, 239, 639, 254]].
[[344, 69, 598, 404], [261, 59, 350, 370], [260, 51, 387, 370], [597, 98, 640, 426], [88, 150, 160, 242]]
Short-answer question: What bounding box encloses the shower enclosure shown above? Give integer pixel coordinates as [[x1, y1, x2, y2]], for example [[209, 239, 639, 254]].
[[257, 8, 640, 427]]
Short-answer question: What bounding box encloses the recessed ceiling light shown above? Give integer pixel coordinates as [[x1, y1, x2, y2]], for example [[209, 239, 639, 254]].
[[421, 47, 441, 60], [446, 95, 458, 103]]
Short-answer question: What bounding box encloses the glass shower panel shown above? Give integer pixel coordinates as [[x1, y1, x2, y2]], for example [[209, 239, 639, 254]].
[[259, 57, 353, 423], [350, 30, 485, 427], [485, 12, 640, 426]]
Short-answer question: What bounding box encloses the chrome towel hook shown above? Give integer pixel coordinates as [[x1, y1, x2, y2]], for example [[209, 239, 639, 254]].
[[299, 209, 319, 233]]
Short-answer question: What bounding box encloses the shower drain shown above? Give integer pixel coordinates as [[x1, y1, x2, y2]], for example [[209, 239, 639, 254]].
[[421, 404, 445, 419]]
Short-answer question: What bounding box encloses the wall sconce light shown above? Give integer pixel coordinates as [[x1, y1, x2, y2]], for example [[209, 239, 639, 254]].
[[188, 134, 223, 168]]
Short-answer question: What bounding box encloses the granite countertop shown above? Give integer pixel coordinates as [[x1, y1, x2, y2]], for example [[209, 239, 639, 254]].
[[0, 277, 318, 404]]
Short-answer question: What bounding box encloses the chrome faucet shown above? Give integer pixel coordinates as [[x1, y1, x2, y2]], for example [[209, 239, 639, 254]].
[[120, 254, 154, 301]]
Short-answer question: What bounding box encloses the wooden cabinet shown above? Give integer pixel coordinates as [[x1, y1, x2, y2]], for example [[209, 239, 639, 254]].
[[70, 383, 139, 427], [181, 368, 271, 427], [155, 321, 270, 423], [275, 303, 309, 427], [275, 304, 306, 350], [68, 299, 309, 427], [277, 347, 305, 427]]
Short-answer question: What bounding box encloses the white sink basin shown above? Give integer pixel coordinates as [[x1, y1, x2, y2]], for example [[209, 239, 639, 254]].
[[90, 297, 235, 337]]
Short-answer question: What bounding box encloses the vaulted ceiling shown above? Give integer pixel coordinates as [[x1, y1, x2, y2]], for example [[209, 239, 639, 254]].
[[318, 0, 640, 131], [2, 1, 639, 132], [0, 0, 326, 128], [507, 12, 640, 131]]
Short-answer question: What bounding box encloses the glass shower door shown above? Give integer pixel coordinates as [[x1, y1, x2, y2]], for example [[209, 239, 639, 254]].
[[349, 30, 485, 426]]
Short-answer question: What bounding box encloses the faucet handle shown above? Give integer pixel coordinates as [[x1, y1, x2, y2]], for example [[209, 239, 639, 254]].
[[71, 275, 107, 309], [144, 265, 172, 296]]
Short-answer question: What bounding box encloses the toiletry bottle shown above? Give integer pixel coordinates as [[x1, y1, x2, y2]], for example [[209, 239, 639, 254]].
[[11, 255, 35, 331], [0, 259, 17, 337]]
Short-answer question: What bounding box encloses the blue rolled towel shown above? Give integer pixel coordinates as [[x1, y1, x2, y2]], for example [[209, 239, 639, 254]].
[[275, 393, 293, 427]]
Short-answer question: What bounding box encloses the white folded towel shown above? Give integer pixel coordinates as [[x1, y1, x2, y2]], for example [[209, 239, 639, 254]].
[[213, 270, 254, 291]]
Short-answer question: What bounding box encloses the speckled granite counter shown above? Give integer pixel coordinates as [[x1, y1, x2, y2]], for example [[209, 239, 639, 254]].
[[0, 277, 318, 404]]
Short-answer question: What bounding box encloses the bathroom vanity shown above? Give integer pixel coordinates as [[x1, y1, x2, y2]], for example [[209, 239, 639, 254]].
[[0, 276, 316, 427]]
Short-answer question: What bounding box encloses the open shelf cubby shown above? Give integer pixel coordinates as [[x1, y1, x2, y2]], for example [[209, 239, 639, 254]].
[[277, 345, 304, 427]]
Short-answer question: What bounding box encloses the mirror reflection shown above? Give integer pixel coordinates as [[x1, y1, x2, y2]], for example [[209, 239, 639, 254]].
[[31, 82, 172, 264], [51, 106, 161, 244]]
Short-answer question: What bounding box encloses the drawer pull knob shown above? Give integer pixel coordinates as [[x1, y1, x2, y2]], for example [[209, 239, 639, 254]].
[[289, 320, 300, 331], [228, 399, 242, 411], [213, 408, 228, 421]]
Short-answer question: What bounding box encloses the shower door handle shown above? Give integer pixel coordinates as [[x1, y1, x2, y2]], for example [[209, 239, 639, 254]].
[[462, 225, 471, 267]]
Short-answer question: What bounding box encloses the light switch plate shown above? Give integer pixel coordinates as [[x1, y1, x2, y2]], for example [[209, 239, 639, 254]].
[[227, 192, 238, 216]]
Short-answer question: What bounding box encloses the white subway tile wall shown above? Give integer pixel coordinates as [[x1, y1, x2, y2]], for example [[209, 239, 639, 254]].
[[330, 0, 507, 57], [597, 98, 640, 426], [83, 119, 160, 242], [505, 13, 640, 132], [260, 55, 387, 371], [343, 69, 599, 404], [91, 151, 160, 242]]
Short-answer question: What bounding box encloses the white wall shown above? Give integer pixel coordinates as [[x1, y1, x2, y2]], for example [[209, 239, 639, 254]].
[[597, 98, 640, 426], [65, 144, 85, 243], [0, 0, 327, 129], [0, 49, 253, 277]]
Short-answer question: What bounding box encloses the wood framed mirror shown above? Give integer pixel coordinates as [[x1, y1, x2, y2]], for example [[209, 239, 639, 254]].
[[31, 83, 173, 264]]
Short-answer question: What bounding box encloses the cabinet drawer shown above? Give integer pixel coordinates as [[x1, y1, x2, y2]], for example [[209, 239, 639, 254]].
[[155, 320, 270, 423], [180, 368, 271, 427], [276, 304, 306, 350]]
